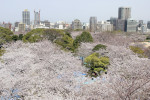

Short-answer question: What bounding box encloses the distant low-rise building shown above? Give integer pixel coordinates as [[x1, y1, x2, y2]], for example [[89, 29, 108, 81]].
[[97, 21, 113, 32], [83, 23, 89, 30], [18, 23, 25, 32], [126, 20, 138, 32], [40, 20, 50, 28], [15, 22, 19, 27], [141, 24, 147, 33], [109, 17, 118, 30], [147, 21, 150, 29], [72, 19, 82, 30], [4, 23, 12, 30], [34, 22, 49, 29]]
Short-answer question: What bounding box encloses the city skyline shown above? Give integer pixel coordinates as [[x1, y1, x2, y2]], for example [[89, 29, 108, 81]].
[[0, 0, 150, 23]]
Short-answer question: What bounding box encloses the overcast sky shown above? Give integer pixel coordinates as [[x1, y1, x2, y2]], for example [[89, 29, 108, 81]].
[[0, 0, 150, 23]]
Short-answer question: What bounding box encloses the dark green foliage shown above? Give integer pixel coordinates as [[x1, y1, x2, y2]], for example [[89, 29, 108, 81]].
[[55, 35, 75, 52], [73, 36, 81, 49], [43, 29, 75, 51], [75, 29, 83, 31], [146, 35, 150, 40], [12, 35, 19, 41], [22, 29, 92, 52], [92, 44, 107, 51], [0, 27, 13, 45], [23, 29, 44, 43], [43, 29, 64, 42], [73, 31, 93, 49], [78, 31, 93, 43], [22, 28, 76, 52], [18, 34, 24, 40], [84, 53, 109, 77], [65, 32, 72, 38]]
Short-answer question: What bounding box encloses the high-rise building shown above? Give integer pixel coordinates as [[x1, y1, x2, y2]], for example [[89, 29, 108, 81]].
[[22, 9, 30, 25], [118, 7, 131, 20], [72, 19, 82, 30], [89, 17, 97, 32], [34, 10, 40, 26], [147, 21, 150, 29]]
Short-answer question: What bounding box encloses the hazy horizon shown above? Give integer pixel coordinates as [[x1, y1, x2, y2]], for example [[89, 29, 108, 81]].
[[0, 0, 150, 23]]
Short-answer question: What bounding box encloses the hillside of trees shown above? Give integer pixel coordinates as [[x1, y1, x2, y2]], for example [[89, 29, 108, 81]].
[[0, 27, 150, 100]]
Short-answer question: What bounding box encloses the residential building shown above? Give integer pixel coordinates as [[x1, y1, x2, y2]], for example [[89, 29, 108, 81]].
[[22, 9, 30, 25], [89, 17, 97, 32]]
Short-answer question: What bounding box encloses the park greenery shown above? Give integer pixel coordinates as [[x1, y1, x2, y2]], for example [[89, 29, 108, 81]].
[[22, 28, 44, 43], [22, 29, 93, 52], [129, 46, 147, 58], [73, 31, 93, 49], [92, 44, 107, 52], [146, 35, 150, 40], [0, 27, 14, 45], [0, 48, 5, 57], [84, 52, 109, 77]]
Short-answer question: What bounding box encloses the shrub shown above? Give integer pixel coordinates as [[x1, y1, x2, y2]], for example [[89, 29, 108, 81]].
[[73, 35, 81, 49], [79, 31, 93, 42], [73, 31, 93, 49], [65, 32, 72, 38], [0, 48, 5, 57], [146, 35, 150, 40], [92, 44, 107, 51], [18, 34, 24, 40], [130, 46, 146, 58], [12, 35, 19, 41], [84, 53, 109, 77]]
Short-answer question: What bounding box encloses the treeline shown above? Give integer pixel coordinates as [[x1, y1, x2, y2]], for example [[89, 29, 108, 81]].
[[22, 28, 93, 52], [0, 27, 93, 52]]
